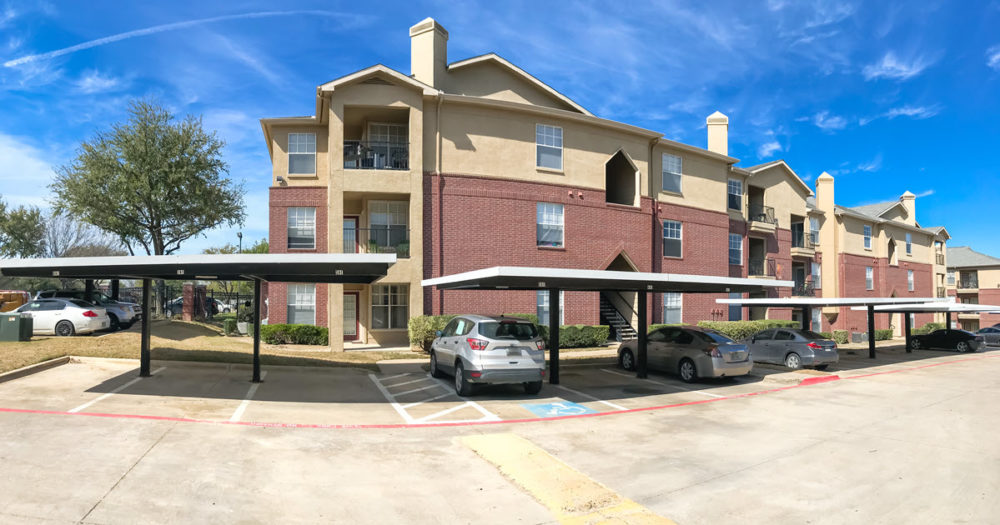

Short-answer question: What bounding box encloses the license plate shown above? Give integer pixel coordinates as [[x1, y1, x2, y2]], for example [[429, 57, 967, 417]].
[[506, 348, 522, 357], [729, 352, 745, 361]]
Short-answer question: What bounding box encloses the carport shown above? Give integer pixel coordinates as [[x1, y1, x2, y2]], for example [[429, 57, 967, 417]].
[[849, 301, 1000, 352], [422, 266, 793, 383], [0, 254, 395, 382], [716, 296, 939, 358]]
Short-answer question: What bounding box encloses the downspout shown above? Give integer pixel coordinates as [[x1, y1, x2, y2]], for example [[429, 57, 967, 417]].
[[648, 137, 659, 326]]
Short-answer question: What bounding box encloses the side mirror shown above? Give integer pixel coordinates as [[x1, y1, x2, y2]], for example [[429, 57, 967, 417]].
[[435, 330, 443, 337]]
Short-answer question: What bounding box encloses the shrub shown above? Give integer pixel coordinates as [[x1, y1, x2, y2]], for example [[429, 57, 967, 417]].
[[874, 329, 894, 341], [223, 318, 237, 336], [913, 322, 944, 335], [260, 324, 328, 345], [237, 307, 254, 323], [216, 312, 237, 322], [696, 320, 799, 341], [648, 323, 684, 333], [556, 325, 609, 348], [832, 330, 849, 344], [408, 314, 456, 352], [818, 331, 833, 339]]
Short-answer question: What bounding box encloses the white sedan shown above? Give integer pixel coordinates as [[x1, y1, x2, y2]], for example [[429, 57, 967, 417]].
[[17, 298, 110, 336]]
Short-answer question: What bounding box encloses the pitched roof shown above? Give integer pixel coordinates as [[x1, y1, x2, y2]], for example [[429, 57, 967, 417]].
[[947, 246, 1000, 268], [744, 160, 813, 196], [447, 53, 592, 115], [848, 200, 901, 219]]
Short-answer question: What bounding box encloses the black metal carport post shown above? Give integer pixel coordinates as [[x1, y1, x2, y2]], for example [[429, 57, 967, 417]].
[[548, 288, 560, 384], [252, 278, 262, 383], [867, 304, 877, 359], [802, 306, 812, 330], [636, 290, 648, 379], [904, 312, 912, 353], [946, 311, 952, 332], [140, 278, 151, 377]]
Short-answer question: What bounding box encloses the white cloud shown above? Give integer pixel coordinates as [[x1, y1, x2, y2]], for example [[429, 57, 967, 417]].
[[863, 51, 934, 81], [209, 34, 285, 89], [914, 189, 934, 198], [813, 110, 847, 131], [75, 70, 122, 94], [0, 5, 15, 29], [860, 105, 941, 125], [758, 140, 782, 158], [988, 45, 1000, 71], [857, 154, 883, 172], [0, 133, 58, 208]]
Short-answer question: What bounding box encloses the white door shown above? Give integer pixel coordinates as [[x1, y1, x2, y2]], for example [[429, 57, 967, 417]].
[[343, 293, 358, 341]]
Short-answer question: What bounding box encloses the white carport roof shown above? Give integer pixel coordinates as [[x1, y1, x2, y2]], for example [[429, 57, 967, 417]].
[[850, 302, 1000, 313], [715, 297, 940, 307], [423, 266, 794, 293]]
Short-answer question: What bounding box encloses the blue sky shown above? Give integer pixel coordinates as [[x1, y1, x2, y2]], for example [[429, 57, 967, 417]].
[[1, 1, 999, 255]]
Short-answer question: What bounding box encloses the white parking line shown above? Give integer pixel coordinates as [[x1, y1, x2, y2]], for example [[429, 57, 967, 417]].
[[368, 373, 416, 424], [416, 402, 475, 423], [426, 374, 501, 422], [229, 371, 269, 423], [68, 367, 167, 413], [601, 368, 723, 398], [393, 383, 444, 397], [553, 384, 627, 411], [386, 376, 433, 388], [401, 391, 454, 409], [380, 373, 411, 381]]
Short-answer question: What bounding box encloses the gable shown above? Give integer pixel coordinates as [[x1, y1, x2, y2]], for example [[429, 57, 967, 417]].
[[446, 56, 587, 114], [880, 204, 909, 223], [750, 163, 813, 199]]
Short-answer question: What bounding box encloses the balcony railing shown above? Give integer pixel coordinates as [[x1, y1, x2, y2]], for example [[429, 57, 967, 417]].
[[791, 229, 813, 249], [936, 253, 945, 265], [749, 258, 776, 277], [793, 281, 815, 297], [343, 141, 409, 170], [937, 287, 947, 298], [749, 205, 777, 226], [959, 277, 979, 289], [343, 227, 409, 258]]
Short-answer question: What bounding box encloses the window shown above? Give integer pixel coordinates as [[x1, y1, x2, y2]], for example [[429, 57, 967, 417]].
[[863, 225, 872, 250], [662, 220, 682, 258], [288, 133, 316, 174], [728, 234, 742, 265], [536, 203, 564, 247], [811, 262, 822, 288], [865, 266, 874, 290], [536, 124, 562, 170], [536, 290, 564, 325], [367, 122, 407, 144], [286, 284, 316, 325], [727, 179, 742, 211], [372, 284, 408, 330], [287, 207, 316, 249], [661, 153, 682, 193], [947, 271, 955, 286], [809, 217, 820, 245], [369, 201, 408, 251], [908, 270, 914, 291], [663, 293, 682, 324], [906, 233, 912, 255], [728, 292, 742, 321], [812, 308, 822, 331]]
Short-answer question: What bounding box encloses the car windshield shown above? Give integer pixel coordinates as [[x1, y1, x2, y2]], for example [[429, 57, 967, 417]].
[[694, 330, 735, 344], [68, 299, 93, 308], [799, 330, 827, 340], [478, 321, 538, 340]]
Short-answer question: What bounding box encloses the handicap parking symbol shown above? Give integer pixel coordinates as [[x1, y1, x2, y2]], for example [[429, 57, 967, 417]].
[[521, 400, 597, 418]]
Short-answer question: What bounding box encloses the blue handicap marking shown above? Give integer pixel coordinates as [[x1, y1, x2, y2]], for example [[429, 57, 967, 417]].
[[521, 400, 597, 418]]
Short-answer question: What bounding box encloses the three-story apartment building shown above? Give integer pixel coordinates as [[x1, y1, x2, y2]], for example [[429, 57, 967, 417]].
[[946, 246, 1000, 331], [261, 18, 949, 350]]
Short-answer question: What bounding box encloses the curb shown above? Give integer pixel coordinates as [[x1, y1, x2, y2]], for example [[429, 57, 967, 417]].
[[799, 375, 841, 386], [0, 356, 71, 384]]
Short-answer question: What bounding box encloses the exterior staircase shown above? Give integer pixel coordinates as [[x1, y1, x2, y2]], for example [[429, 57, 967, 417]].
[[599, 292, 637, 342]]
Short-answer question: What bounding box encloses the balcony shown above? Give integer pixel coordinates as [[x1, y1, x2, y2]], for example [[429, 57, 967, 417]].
[[749, 258, 776, 278], [958, 276, 979, 291], [792, 281, 815, 297], [343, 141, 409, 170], [343, 227, 410, 258], [790, 229, 815, 258], [748, 205, 777, 234]]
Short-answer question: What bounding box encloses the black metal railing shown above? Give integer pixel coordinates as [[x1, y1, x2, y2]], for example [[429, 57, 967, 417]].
[[793, 281, 815, 296], [792, 228, 813, 249], [749, 205, 777, 226], [749, 258, 776, 277], [343, 141, 409, 170], [936, 253, 945, 265], [937, 287, 947, 298], [343, 227, 410, 258], [959, 276, 979, 289]]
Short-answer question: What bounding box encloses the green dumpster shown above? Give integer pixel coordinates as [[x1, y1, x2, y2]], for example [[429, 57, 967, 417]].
[[0, 313, 31, 342]]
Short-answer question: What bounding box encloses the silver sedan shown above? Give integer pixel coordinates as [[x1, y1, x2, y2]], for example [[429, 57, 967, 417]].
[[744, 328, 839, 370], [618, 326, 752, 382]]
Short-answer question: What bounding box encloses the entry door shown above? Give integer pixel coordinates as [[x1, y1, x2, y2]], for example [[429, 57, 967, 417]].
[[343, 217, 358, 253], [343, 292, 359, 341]]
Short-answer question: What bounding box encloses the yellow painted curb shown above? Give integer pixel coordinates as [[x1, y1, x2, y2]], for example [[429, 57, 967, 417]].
[[459, 433, 675, 524]]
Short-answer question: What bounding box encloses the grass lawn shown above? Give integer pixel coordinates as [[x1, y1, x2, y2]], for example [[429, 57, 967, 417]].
[[0, 320, 424, 375]]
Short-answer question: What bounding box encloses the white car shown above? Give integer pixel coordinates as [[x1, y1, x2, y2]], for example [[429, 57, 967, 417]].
[[35, 291, 137, 330], [17, 298, 110, 336]]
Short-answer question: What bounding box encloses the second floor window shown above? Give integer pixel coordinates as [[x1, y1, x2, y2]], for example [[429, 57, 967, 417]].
[[906, 233, 912, 255], [369, 201, 408, 252], [287, 207, 316, 249], [810, 217, 820, 245], [288, 133, 316, 174], [812, 262, 821, 288], [537, 202, 564, 247], [863, 225, 872, 250], [947, 271, 955, 286], [908, 270, 915, 291], [663, 220, 682, 258], [662, 153, 682, 193], [866, 266, 874, 290], [727, 179, 742, 211], [728, 234, 742, 265], [536, 124, 562, 170]]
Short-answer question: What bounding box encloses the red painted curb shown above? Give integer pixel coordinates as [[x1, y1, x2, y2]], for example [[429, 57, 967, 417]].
[[798, 375, 841, 386]]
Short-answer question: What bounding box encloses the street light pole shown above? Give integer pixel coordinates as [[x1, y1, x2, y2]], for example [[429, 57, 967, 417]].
[[237, 232, 243, 254]]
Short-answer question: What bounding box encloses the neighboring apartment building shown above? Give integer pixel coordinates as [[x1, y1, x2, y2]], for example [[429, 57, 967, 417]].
[[261, 17, 949, 349], [946, 246, 1000, 331]]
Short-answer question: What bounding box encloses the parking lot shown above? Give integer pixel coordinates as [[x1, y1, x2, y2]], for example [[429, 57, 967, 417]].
[[2, 346, 999, 523]]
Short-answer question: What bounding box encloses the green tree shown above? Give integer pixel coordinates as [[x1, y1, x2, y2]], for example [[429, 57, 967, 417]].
[[0, 199, 45, 258], [202, 238, 269, 296], [51, 99, 246, 256]]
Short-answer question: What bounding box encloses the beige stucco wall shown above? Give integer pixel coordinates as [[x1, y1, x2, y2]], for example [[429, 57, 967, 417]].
[[745, 166, 812, 228], [447, 62, 579, 112], [270, 125, 329, 186], [976, 268, 1000, 289], [653, 144, 732, 213], [838, 214, 935, 265]]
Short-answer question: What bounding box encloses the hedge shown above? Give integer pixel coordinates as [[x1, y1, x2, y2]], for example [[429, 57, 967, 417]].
[[818, 331, 833, 340], [695, 320, 800, 341], [832, 330, 849, 344], [913, 322, 944, 335], [223, 319, 238, 336], [874, 329, 894, 341], [408, 314, 609, 351], [408, 315, 456, 352], [260, 324, 329, 345]]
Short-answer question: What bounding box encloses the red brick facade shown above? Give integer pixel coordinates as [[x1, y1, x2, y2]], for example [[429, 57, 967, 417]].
[[831, 253, 934, 333], [268, 186, 329, 325]]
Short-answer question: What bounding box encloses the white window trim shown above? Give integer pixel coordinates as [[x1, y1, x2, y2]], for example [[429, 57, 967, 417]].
[[863, 225, 873, 250], [536, 290, 565, 325], [663, 220, 683, 258], [663, 292, 683, 324], [908, 270, 915, 292], [865, 266, 874, 290], [535, 124, 563, 172], [728, 233, 742, 266], [536, 202, 565, 248], [287, 132, 317, 176], [661, 153, 683, 194], [286, 284, 316, 325], [727, 179, 743, 211], [905, 233, 913, 255], [812, 262, 822, 289], [809, 217, 820, 245], [371, 284, 409, 331], [287, 207, 316, 250]]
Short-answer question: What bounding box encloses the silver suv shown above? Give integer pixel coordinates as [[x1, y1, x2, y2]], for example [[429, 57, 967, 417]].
[[430, 315, 546, 396]]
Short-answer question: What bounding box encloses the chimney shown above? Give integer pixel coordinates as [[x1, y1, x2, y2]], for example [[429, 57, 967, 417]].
[[815, 172, 835, 213], [815, 172, 837, 302], [706, 111, 729, 156], [410, 17, 448, 88], [900, 191, 916, 225]]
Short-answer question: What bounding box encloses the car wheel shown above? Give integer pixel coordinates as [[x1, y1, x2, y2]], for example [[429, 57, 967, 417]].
[[429, 350, 444, 378], [454, 361, 474, 396], [678, 359, 697, 383], [524, 381, 543, 395], [107, 313, 120, 331], [619, 349, 635, 371], [911, 339, 922, 350], [55, 321, 75, 337], [956, 341, 970, 353], [815, 364, 829, 371], [785, 353, 802, 369]]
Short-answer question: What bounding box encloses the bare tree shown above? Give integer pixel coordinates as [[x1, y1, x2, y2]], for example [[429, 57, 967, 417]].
[[44, 213, 123, 258]]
